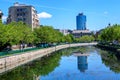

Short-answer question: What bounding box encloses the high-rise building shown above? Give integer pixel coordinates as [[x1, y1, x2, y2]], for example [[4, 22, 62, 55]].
[[76, 13, 86, 30], [7, 2, 39, 30]]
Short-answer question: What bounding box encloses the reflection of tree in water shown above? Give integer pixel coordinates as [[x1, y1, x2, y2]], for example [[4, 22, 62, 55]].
[[0, 47, 83, 80], [101, 51, 120, 73], [0, 51, 61, 80], [76, 46, 96, 53]]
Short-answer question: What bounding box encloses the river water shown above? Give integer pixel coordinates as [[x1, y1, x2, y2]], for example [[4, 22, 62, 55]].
[[0, 46, 120, 80]]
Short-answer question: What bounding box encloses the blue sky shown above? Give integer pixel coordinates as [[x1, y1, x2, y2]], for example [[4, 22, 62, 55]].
[[1, 0, 120, 31]]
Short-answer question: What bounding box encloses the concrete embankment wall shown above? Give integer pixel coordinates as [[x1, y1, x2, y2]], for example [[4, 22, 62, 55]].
[[0, 43, 97, 74]]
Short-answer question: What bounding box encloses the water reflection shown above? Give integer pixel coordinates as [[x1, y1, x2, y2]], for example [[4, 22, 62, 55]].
[[101, 51, 120, 73], [1, 46, 120, 80], [74, 52, 89, 72], [0, 47, 80, 80], [77, 56, 88, 72], [0, 51, 61, 80]]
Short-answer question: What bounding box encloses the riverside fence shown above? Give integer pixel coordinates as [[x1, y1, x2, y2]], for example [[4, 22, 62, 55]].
[[0, 43, 97, 74]]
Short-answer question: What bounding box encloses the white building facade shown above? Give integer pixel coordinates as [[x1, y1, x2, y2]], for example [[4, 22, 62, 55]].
[[7, 2, 39, 30]]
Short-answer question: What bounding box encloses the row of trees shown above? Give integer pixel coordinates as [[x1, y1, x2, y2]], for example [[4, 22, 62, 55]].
[[0, 21, 95, 50], [0, 22, 34, 45], [99, 24, 120, 42], [0, 22, 74, 50], [75, 35, 94, 42], [0, 22, 35, 50]]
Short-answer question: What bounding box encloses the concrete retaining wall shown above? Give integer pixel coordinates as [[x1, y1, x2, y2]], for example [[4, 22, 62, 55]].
[[0, 43, 97, 74]]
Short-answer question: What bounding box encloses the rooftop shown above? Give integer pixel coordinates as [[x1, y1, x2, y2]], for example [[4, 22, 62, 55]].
[[14, 2, 27, 6], [79, 13, 83, 15], [12, 2, 34, 8], [72, 30, 91, 33]]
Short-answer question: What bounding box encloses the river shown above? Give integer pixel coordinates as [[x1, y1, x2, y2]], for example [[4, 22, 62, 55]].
[[0, 46, 120, 80]]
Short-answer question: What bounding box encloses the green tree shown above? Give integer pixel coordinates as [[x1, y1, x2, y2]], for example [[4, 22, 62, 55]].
[[0, 22, 35, 48], [78, 35, 94, 42], [34, 26, 65, 44], [64, 34, 73, 43], [100, 24, 120, 42]]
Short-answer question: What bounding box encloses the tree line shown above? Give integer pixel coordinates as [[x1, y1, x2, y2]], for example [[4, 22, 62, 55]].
[[99, 24, 120, 42], [0, 21, 95, 51]]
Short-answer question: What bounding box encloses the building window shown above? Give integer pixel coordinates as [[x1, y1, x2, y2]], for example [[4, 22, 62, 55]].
[[23, 18, 26, 21], [23, 13, 25, 16], [22, 8, 27, 12], [17, 8, 23, 12], [20, 9, 22, 11], [20, 13, 22, 16], [17, 9, 19, 12], [17, 14, 19, 16], [17, 18, 23, 22]]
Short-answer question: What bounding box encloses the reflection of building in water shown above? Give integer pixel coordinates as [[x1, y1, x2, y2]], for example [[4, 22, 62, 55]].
[[77, 56, 88, 72]]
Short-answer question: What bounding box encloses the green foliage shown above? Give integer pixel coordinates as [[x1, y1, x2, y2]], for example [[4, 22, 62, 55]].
[[100, 24, 120, 42], [0, 22, 35, 46], [101, 51, 120, 73], [0, 22, 76, 49], [34, 26, 65, 43], [64, 34, 74, 43], [77, 35, 94, 42], [0, 19, 2, 24]]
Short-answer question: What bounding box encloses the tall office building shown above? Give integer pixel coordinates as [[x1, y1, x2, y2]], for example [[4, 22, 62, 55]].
[[76, 13, 86, 30], [7, 2, 39, 30]]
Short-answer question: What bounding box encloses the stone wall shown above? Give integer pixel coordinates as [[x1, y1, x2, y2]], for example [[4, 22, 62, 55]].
[[0, 43, 97, 74]]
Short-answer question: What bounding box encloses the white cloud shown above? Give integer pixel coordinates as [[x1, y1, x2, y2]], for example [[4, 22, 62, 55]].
[[38, 12, 52, 19]]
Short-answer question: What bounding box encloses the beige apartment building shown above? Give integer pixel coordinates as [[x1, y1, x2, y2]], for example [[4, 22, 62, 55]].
[[7, 2, 39, 30]]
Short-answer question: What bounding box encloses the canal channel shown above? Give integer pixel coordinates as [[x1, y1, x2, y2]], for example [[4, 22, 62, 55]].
[[0, 46, 120, 80]]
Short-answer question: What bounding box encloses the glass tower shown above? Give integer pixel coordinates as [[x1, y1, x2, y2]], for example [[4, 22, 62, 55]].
[[76, 13, 86, 30]]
